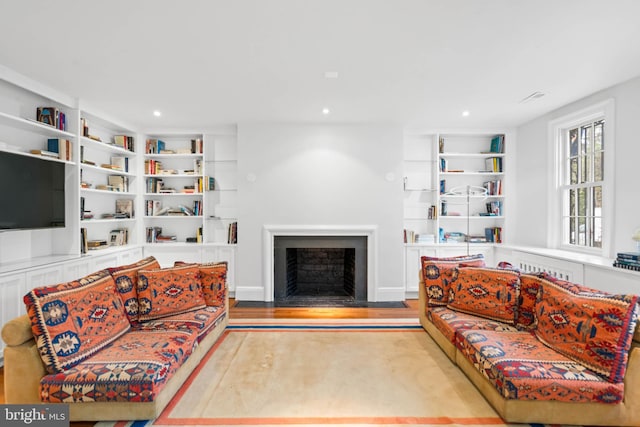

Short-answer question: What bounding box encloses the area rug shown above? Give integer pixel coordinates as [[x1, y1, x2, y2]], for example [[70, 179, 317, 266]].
[[95, 319, 587, 427]]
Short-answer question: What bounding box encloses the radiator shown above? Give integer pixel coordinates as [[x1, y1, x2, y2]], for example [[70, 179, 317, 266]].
[[512, 250, 584, 283]]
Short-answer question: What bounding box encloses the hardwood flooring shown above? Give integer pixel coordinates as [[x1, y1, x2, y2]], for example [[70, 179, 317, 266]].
[[0, 298, 419, 427]]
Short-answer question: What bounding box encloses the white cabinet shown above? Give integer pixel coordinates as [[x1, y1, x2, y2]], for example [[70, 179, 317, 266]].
[[0, 272, 27, 357]]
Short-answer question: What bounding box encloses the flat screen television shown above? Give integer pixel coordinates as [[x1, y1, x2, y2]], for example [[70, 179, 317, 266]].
[[0, 150, 66, 230]]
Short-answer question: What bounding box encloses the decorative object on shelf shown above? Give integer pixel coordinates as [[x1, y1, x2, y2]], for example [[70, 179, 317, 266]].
[[633, 228, 640, 252]]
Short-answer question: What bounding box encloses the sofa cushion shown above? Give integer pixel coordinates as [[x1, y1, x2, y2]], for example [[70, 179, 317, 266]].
[[174, 261, 228, 307], [39, 328, 198, 403], [108, 256, 161, 323], [515, 273, 543, 330], [24, 270, 131, 374], [137, 265, 206, 322], [535, 274, 640, 384], [421, 254, 485, 306], [457, 329, 624, 403], [447, 267, 521, 325], [133, 305, 226, 342], [427, 306, 518, 344]]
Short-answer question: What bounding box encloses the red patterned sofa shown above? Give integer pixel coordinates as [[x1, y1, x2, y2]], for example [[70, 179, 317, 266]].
[[1, 257, 229, 421], [418, 255, 640, 426]]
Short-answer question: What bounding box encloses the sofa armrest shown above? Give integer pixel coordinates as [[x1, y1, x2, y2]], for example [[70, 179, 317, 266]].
[[2, 315, 45, 404]]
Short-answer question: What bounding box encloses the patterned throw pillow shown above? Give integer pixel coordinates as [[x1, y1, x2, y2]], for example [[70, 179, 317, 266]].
[[137, 264, 206, 321], [421, 254, 485, 306], [447, 267, 521, 325], [108, 256, 161, 323], [535, 274, 640, 384], [23, 270, 131, 374], [516, 273, 544, 330], [173, 261, 228, 307]]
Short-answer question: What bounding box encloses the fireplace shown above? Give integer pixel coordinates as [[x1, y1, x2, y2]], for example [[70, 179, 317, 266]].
[[274, 236, 367, 303]]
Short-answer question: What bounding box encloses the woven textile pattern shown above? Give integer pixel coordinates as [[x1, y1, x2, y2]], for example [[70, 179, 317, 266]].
[[421, 254, 485, 306], [109, 256, 161, 323], [39, 328, 197, 403], [535, 274, 640, 384], [133, 306, 226, 342], [428, 306, 518, 343], [447, 267, 521, 325], [516, 274, 543, 330], [137, 265, 206, 322], [24, 270, 131, 374], [199, 262, 228, 307], [457, 329, 624, 403]]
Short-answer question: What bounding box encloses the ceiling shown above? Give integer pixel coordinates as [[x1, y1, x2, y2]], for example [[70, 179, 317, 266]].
[[2, 0, 640, 132]]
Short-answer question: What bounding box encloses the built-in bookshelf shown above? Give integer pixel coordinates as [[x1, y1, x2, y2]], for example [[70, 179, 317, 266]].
[[143, 134, 205, 245], [79, 111, 138, 254]]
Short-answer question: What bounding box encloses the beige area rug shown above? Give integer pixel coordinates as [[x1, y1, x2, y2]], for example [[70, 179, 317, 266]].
[[96, 319, 584, 427]]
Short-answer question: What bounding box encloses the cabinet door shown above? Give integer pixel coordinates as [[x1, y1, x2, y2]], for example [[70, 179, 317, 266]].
[[405, 247, 438, 293], [63, 259, 93, 282], [202, 246, 236, 292], [118, 247, 143, 265], [26, 265, 64, 289], [91, 253, 121, 272], [143, 245, 202, 268]]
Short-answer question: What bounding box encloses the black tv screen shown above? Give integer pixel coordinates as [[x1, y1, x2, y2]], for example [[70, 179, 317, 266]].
[[0, 151, 66, 230]]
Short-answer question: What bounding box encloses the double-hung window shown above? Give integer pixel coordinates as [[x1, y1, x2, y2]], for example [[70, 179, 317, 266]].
[[549, 99, 614, 255]]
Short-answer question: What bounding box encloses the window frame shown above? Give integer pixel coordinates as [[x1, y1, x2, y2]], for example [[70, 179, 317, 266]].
[[547, 99, 615, 257]]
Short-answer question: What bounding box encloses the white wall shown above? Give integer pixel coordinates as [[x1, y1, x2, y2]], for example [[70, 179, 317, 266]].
[[513, 75, 640, 256], [235, 123, 404, 301]]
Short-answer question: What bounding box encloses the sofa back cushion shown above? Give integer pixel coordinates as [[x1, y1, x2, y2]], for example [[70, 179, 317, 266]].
[[137, 264, 206, 321], [535, 274, 640, 383], [447, 267, 521, 325], [108, 256, 160, 323], [421, 254, 485, 306], [23, 270, 131, 373], [174, 261, 228, 307], [516, 274, 544, 330]]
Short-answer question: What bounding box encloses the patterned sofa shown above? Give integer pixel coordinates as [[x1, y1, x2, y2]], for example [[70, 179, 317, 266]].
[[1, 257, 229, 421], [418, 255, 640, 426]]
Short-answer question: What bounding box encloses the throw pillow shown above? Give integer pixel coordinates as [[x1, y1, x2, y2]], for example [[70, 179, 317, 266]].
[[24, 269, 131, 373], [516, 273, 543, 330], [447, 267, 521, 325], [174, 261, 228, 307], [421, 254, 485, 306], [108, 256, 161, 323], [535, 274, 640, 384], [137, 264, 206, 321]]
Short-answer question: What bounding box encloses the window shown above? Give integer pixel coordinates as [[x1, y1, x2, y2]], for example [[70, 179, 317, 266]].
[[548, 99, 614, 255], [563, 119, 604, 248]]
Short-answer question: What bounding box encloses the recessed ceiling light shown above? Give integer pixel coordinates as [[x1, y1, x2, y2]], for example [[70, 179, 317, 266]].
[[153, 110, 162, 117], [322, 108, 331, 115], [462, 110, 470, 117], [324, 71, 339, 79]]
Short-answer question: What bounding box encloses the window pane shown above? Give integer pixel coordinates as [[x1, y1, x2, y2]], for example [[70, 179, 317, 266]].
[[586, 154, 593, 182], [583, 124, 593, 154], [595, 120, 604, 150], [594, 216, 602, 248], [578, 216, 586, 245], [570, 158, 578, 184], [594, 186, 602, 212], [578, 188, 586, 216], [569, 189, 576, 216], [580, 155, 587, 183], [580, 127, 587, 155], [569, 128, 579, 156], [568, 216, 575, 245]]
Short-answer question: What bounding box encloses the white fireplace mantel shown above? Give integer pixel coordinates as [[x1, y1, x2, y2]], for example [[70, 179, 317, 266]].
[[262, 225, 378, 302]]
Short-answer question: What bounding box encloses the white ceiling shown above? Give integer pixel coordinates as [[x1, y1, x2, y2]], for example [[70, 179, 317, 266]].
[[2, 0, 640, 132]]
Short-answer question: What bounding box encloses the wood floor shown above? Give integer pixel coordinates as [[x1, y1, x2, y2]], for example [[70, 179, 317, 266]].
[[0, 299, 419, 426]]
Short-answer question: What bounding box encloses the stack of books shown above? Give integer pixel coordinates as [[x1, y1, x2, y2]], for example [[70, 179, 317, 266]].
[[613, 252, 640, 272]]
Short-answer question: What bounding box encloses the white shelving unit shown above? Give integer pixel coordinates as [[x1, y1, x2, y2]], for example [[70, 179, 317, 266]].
[[402, 130, 509, 294], [142, 134, 205, 245], [79, 112, 138, 253]]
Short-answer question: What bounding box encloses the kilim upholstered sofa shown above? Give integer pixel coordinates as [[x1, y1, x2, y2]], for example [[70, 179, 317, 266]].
[[1, 256, 229, 421], [418, 254, 640, 426]]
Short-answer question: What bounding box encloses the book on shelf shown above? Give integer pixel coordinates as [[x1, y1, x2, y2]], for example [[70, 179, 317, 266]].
[[30, 149, 59, 159], [116, 199, 134, 218], [486, 200, 502, 216], [145, 139, 166, 154], [616, 252, 640, 261], [443, 232, 466, 243], [228, 221, 238, 244], [80, 228, 88, 254], [484, 227, 503, 243], [439, 158, 448, 172], [490, 135, 504, 153], [110, 156, 128, 172], [109, 228, 129, 246], [37, 107, 66, 130], [80, 118, 89, 137], [113, 135, 134, 152], [87, 239, 108, 250], [108, 175, 129, 192], [47, 138, 72, 161], [613, 252, 640, 271], [439, 179, 446, 194], [145, 226, 162, 243], [427, 205, 438, 219], [191, 138, 203, 154], [485, 157, 503, 173]]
